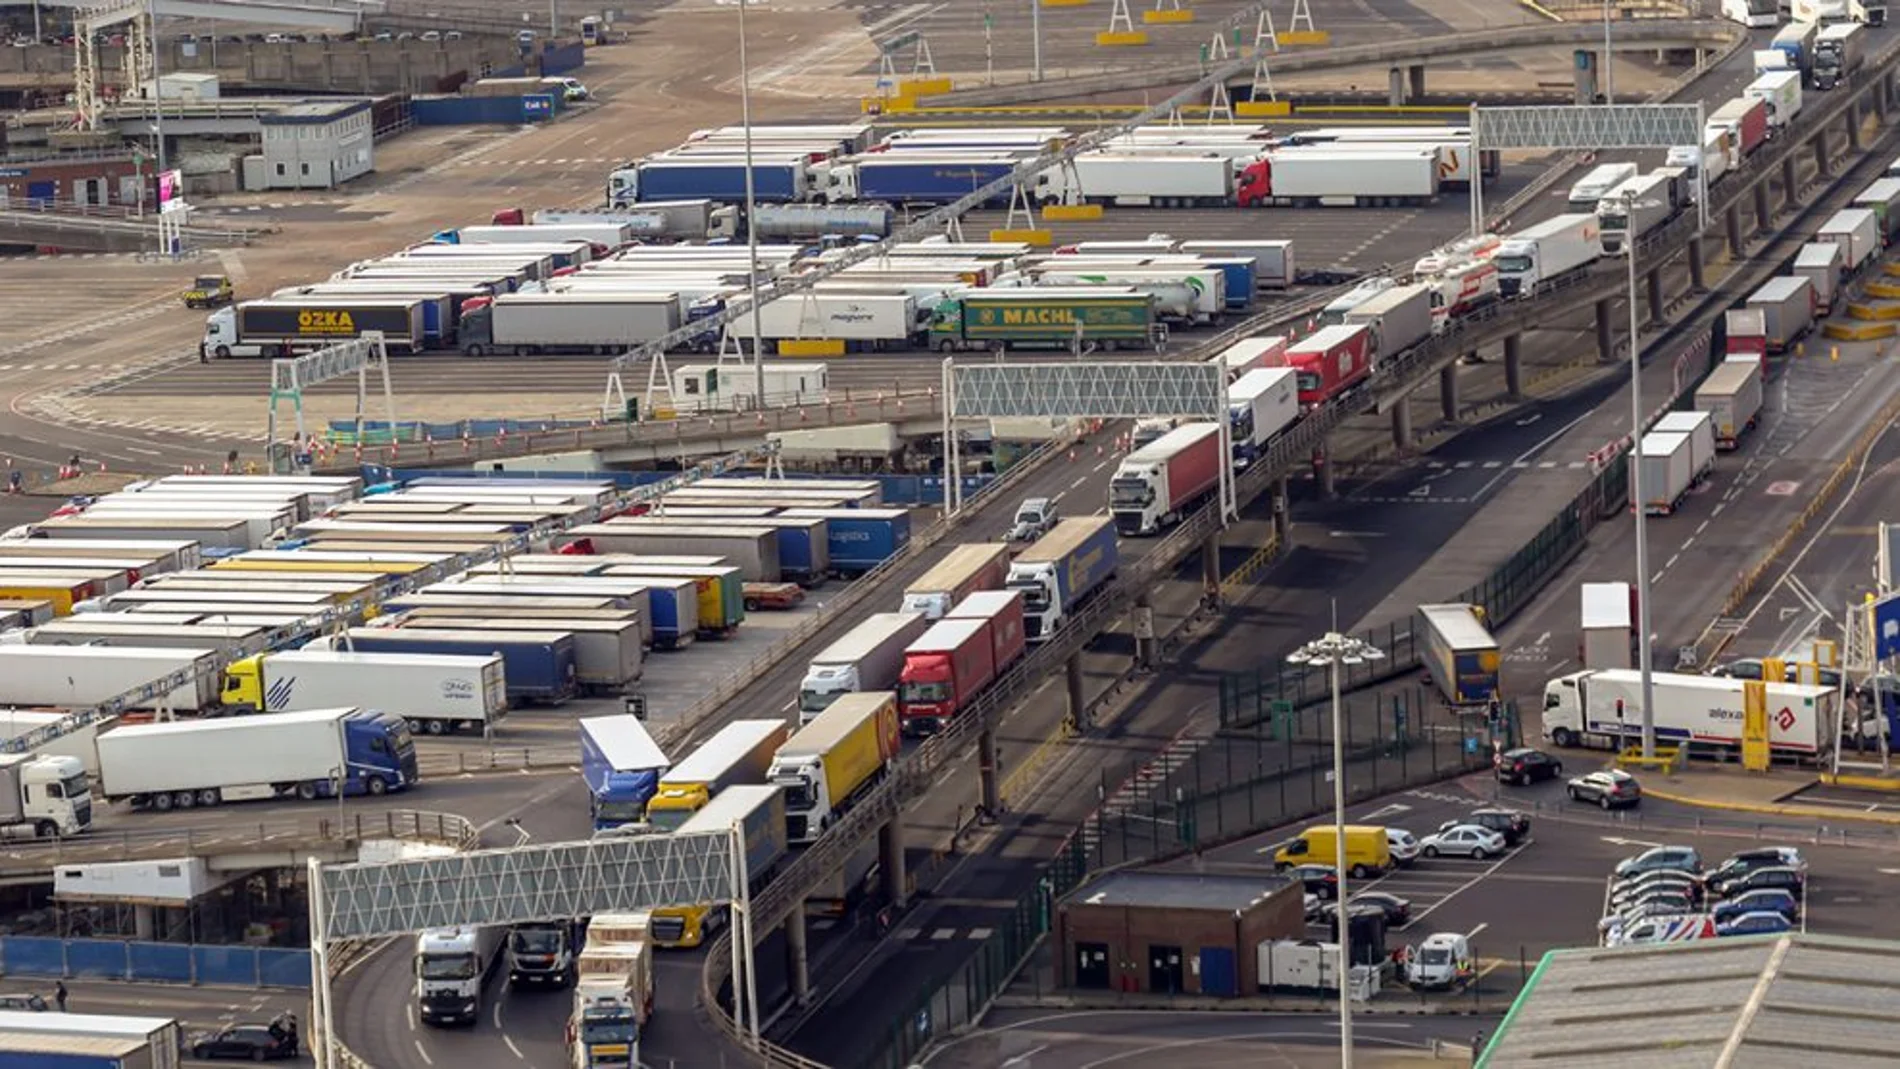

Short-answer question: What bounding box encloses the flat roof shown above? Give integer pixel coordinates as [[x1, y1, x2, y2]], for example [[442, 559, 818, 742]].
[[262, 99, 373, 123], [1062, 871, 1277, 913], [1480, 933, 1900, 1068]]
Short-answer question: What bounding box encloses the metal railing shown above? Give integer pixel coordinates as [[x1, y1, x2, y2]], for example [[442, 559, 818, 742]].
[[0, 809, 474, 878]]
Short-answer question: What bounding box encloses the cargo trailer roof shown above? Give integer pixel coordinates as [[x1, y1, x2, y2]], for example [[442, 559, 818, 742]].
[[663, 719, 786, 783], [674, 782, 781, 835], [1418, 604, 1497, 651], [580, 714, 668, 772]]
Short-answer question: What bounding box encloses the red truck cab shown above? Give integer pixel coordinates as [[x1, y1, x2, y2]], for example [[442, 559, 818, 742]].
[[898, 616, 998, 736]]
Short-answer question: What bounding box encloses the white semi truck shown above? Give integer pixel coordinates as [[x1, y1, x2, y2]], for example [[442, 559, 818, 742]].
[[797, 611, 930, 721], [1542, 669, 1838, 758], [416, 925, 506, 1026], [0, 753, 91, 839]]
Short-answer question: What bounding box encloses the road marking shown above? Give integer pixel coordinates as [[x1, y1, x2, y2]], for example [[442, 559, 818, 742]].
[[493, 1001, 503, 1029], [1070, 475, 1087, 490], [407, 1004, 416, 1031], [504, 1035, 525, 1060], [414, 1040, 435, 1065], [1465, 922, 1488, 940], [127, 446, 160, 456], [968, 927, 995, 940], [1600, 835, 1662, 848]]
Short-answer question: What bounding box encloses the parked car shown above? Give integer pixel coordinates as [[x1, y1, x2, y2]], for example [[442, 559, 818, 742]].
[[1713, 658, 1842, 687], [1712, 866, 1805, 901], [1496, 747, 1563, 785], [1613, 845, 1703, 880], [1420, 824, 1505, 859], [1711, 889, 1800, 926], [1605, 913, 1715, 948], [1349, 890, 1412, 927], [1599, 895, 1699, 932], [1386, 828, 1421, 867], [1009, 496, 1058, 542], [189, 1023, 297, 1061], [1567, 769, 1642, 809], [1304, 892, 1323, 921], [1285, 863, 1340, 900], [0, 992, 48, 1011], [1443, 808, 1529, 847], [1608, 871, 1703, 912], [1715, 910, 1795, 938]]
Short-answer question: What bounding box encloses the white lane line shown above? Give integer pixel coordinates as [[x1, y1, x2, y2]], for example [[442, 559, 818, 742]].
[[414, 1040, 435, 1065], [492, 1001, 503, 1029], [1069, 475, 1087, 490], [406, 1004, 417, 1032], [1466, 922, 1489, 941], [504, 1034, 526, 1060]]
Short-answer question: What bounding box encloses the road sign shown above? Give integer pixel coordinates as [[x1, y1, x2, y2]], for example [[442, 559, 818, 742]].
[[1875, 592, 1900, 661]]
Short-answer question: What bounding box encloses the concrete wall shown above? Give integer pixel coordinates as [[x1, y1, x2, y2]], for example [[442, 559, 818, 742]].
[[0, 36, 525, 96]]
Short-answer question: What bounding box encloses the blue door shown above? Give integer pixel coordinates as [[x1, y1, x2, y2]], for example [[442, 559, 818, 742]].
[[26, 181, 55, 205], [1199, 947, 1237, 997]]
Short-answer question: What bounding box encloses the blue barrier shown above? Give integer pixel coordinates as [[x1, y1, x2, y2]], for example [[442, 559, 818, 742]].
[[194, 944, 262, 987], [541, 40, 586, 75], [257, 949, 314, 989], [1, 936, 65, 977], [128, 942, 193, 984], [66, 939, 128, 980], [367, 467, 999, 504]]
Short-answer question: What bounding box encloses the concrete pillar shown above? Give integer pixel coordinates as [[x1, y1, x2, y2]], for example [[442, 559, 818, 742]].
[[1877, 81, 1891, 121], [1407, 64, 1426, 100], [1687, 237, 1705, 292], [1387, 67, 1407, 107], [1645, 267, 1665, 327], [1391, 399, 1413, 451], [785, 909, 811, 1005], [1439, 364, 1460, 423], [134, 904, 155, 941], [1065, 653, 1086, 733], [1313, 436, 1335, 499], [1813, 132, 1831, 181], [977, 727, 1000, 817], [1200, 531, 1220, 605], [879, 817, 908, 909], [1271, 476, 1290, 546], [1133, 592, 1157, 668], [1503, 334, 1523, 398], [1595, 297, 1616, 364], [1725, 204, 1745, 259], [1572, 48, 1598, 106], [1752, 182, 1771, 231], [1781, 155, 1798, 206]]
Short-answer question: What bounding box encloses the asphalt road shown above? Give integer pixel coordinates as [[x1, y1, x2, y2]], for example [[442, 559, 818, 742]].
[[27, 979, 311, 1066]]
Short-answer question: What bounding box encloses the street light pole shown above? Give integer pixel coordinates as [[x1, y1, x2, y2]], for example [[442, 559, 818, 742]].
[[1288, 631, 1384, 1069], [1624, 191, 1657, 758], [736, 0, 766, 411], [1601, 0, 1614, 104]]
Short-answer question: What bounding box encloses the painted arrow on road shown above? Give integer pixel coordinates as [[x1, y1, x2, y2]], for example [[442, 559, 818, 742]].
[[1601, 836, 1663, 849]]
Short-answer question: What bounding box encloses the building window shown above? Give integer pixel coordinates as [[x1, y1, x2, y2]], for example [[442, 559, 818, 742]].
[[300, 163, 310, 176], [274, 163, 286, 176]]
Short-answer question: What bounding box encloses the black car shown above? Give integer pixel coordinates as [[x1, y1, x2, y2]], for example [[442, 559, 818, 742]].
[[1713, 865, 1805, 901], [190, 1023, 296, 1061], [1704, 854, 1803, 898], [1447, 808, 1531, 846], [1348, 890, 1412, 927], [1285, 863, 1340, 900], [1496, 748, 1563, 786], [1613, 845, 1704, 881]]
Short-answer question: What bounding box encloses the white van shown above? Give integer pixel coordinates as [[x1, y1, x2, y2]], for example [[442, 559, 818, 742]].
[[1404, 932, 1473, 990]]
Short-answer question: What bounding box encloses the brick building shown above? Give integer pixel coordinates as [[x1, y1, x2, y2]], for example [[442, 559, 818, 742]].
[[1056, 871, 1303, 997], [0, 154, 145, 208]]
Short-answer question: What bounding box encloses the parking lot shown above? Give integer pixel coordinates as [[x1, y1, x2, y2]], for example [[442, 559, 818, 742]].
[[1169, 769, 1900, 1002]]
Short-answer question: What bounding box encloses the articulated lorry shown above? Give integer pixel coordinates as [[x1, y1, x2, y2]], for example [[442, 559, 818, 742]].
[[1812, 21, 1864, 90], [1285, 324, 1375, 407], [826, 155, 1026, 205], [897, 608, 1026, 736], [1693, 359, 1764, 449], [1792, 242, 1844, 313], [656, 784, 789, 947], [1341, 282, 1433, 359], [1636, 431, 1699, 516], [567, 916, 652, 1069], [580, 715, 670, 831], [380, 614, 644, 694], [901, 543, 1009, 620], [928, 291, 1161, 353], [558, 523, 782, 582], [1006, 516, 1119, 641], [643, 718, 790, 833], [221, 649, 507, 735], [946, 590, 1028, 675], [616, 155, 813, 205], [1240, 150, 1440, 206], [773, 508, 912, 576], [751, 202, 894, 241], [749, 292, 924, 351], [1035, 154, 1237, 208], [97, 706, 416, 810], [1418, 603, 1501, 706], [1596, 172, 1680, 255], [769, 690, 902, 842], [0, 753, 91, 839], [203, 299, 428, 358], [416, 925, 504, 1026], [798, 611, 930, 721], [326, 627, 580, 705], [1109, 423, 1222, 536], [1817, 207, 1881, 273], [1744, 276, 1816, 352], [1496, 214, 1602, 297], [507, 919, 581, 990], [535, 202, 739, 241], [1542, 668, 1838, 759], [458, 293, 681, 356]]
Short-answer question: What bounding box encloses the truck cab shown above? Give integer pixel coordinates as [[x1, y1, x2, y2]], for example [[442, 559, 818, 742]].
[[0, 753, 91, 839], [415, 926, 502, 1025], [200, 306, 276, 359], [507, 921, 578, 988]]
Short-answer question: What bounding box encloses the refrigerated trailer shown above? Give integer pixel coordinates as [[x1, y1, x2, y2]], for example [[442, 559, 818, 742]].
[[97, 706, 416, 808], [457, 293, 681, 356], [1108, 423, 1222, 536], [1418, 603, 1501, 706], [1542, 669, 1837, 758], [1035, 154, 1237, 208]]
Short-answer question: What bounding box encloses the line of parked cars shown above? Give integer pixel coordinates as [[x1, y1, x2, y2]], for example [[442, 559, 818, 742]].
[[1600, 844, 1807, 946]]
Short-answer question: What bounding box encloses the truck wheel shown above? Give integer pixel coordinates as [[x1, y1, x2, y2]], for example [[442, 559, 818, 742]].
[[425, 719, 447, 736], [1551, 727, 1578, 748], [197, 789, 221, 807], [296, 781, 320, 801], [34, 820, 56, 838], [152, 792, 175, 812], [173, 791, 196, 810], [407, 717, 424, 734], [214, 345, 231, 359], [937, 340, 958, 354], [365, 776, 388, 796], [463, 344, 484, 357]]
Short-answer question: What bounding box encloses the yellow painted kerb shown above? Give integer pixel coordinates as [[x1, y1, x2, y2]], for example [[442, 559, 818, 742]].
[[1143, 8, 1194, 22], [991, 228, 1054, 246], [1236, 100, 1292, 117], [1641, 782, 1900, 826], [1096, 30, 1150, 45], [1821, 771, 1900, 792], [778, 338, 846, 357], [1041, 203, 1104, 221]]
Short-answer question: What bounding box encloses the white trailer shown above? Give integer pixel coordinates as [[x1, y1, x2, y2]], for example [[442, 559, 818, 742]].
[[1636, 430, 1697, 515], [96, 706, 416, 809], [223, 648, 508, 735], [1793, 242, 1844, 313], [1341, 282, 1433, 358], [0, 644, 221, 712], [1666, 129, 1730, 192], [1255, 150, 1439, 204], [798, 611, 930, 722], [1226, 367, 1299, 469], [1652, 411, 1717, 485], [1744, 69, 1803, 130], [1579, 582, 1637, 670], [751, 293, 923, 346], [1566, 162, 1639, 212], [1179, 239, 1295, 289], [1542, 668, 1837, 758], [1744, 276, 1816, 352], [1692, 361, 1764, 450], [1495, 214, 1603, 298], [416, 925, 506, 1026], [1595, 172, 1678, 255], [453, 223, 633, 249], [459, 293, 681, 356], [1817, 207, 1880, 273], [669, 362, 828, 412], [1036, 154, 1236, 207], [1031, 265, 1225, 324]]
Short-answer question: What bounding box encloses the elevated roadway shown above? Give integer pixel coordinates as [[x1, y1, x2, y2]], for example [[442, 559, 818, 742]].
[[0, 207, 267, 254], [927, 18, 1742, 108], [35, 0, 382, 33]]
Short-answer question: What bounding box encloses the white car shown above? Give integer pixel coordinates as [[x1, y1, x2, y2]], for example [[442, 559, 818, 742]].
[[1386, 828, 1421, 866], [1419, 824, 1505, 859]]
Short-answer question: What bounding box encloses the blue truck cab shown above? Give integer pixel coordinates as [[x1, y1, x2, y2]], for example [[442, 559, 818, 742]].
[[579, 714, 670, 830], [346, 709, 420, 794]]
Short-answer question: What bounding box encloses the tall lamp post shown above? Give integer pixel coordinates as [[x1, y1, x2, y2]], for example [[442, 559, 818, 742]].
[[1287, 630, 1385, 1069], [735, 0, 766, 410], [1616, 189, 1662, 758]]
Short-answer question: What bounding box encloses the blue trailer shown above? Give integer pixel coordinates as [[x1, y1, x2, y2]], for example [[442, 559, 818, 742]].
[[675, 783, 788, 889], [851, 157, 1023, 205], [636, 158, 808, 203], [774, 507, 912, 577], [1004, 515, 1119, 641], [1200, 258, 1256, 311], [580, 714, 670, 829], [1418, 603, 1501, 706], [342, 627, 580, 705]]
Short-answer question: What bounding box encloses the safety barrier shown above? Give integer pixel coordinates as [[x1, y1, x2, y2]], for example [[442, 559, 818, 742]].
[[0, 809, 476, 878], [0, 936, 312, 988]]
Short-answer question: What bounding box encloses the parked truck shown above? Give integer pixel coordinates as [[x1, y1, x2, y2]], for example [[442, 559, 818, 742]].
[[535, 202, 739, 241], [1636, 431, 1698, 515], [1812, 21, 1864, 90], [1241, 150, 1439, 206], [580, 714, 670, 830], [927, 291, 1161, 353], [205, 299, 429, 358], [327, 627, 579, 705], [901, 543, 1009, 620], [1693, 360, 1765, 449], [96, 706, 416, 809], [1036, 154, 1236, 208], [798, 611, 930, 720], [220, 648, 506, 735], [1226, 367, 1299, 468], [1744, 276, 1816, 352], [1418, 603, 1501, 706], [554, 524, 781, 582], [0, 753, 90, 839], [1005, 516, 1119, 641], [458, 293, 681, 356], [385, 615, 644, 694], [1817, 207, 1881, 273], [620, 156, 812, 204], [1496, 214, 1603, 298], [643, 718, 790, 833], [751, 292, 923, 350], [898, 611, 1019, 736], [1108, 423, 1222, 537], [1180, 239, 1295, 289], [1580, 581, 1638, 671], [770, 508, 911, 577], [1341, 282, 1433, 358], [1541, 669, 1838, 758], [1744, 70, 1804, 130], [827, 155, 1024, 205], [0, 645, 222, 712], [768, 690, 902, 841], [1792, 242, 1844, 313]]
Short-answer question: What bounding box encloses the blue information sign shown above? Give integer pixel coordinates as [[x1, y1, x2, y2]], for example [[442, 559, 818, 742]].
[[1876, 592, 1900, 661]]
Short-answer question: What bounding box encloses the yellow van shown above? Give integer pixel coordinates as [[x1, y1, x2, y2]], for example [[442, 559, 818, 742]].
[[1273, 824, 1393, 878]]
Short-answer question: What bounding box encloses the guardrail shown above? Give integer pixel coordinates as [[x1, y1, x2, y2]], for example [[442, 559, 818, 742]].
[[0, 809, 475, 877]]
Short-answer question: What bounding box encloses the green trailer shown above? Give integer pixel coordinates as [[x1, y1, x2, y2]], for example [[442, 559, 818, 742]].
[[928, 291, 1161, 352]]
